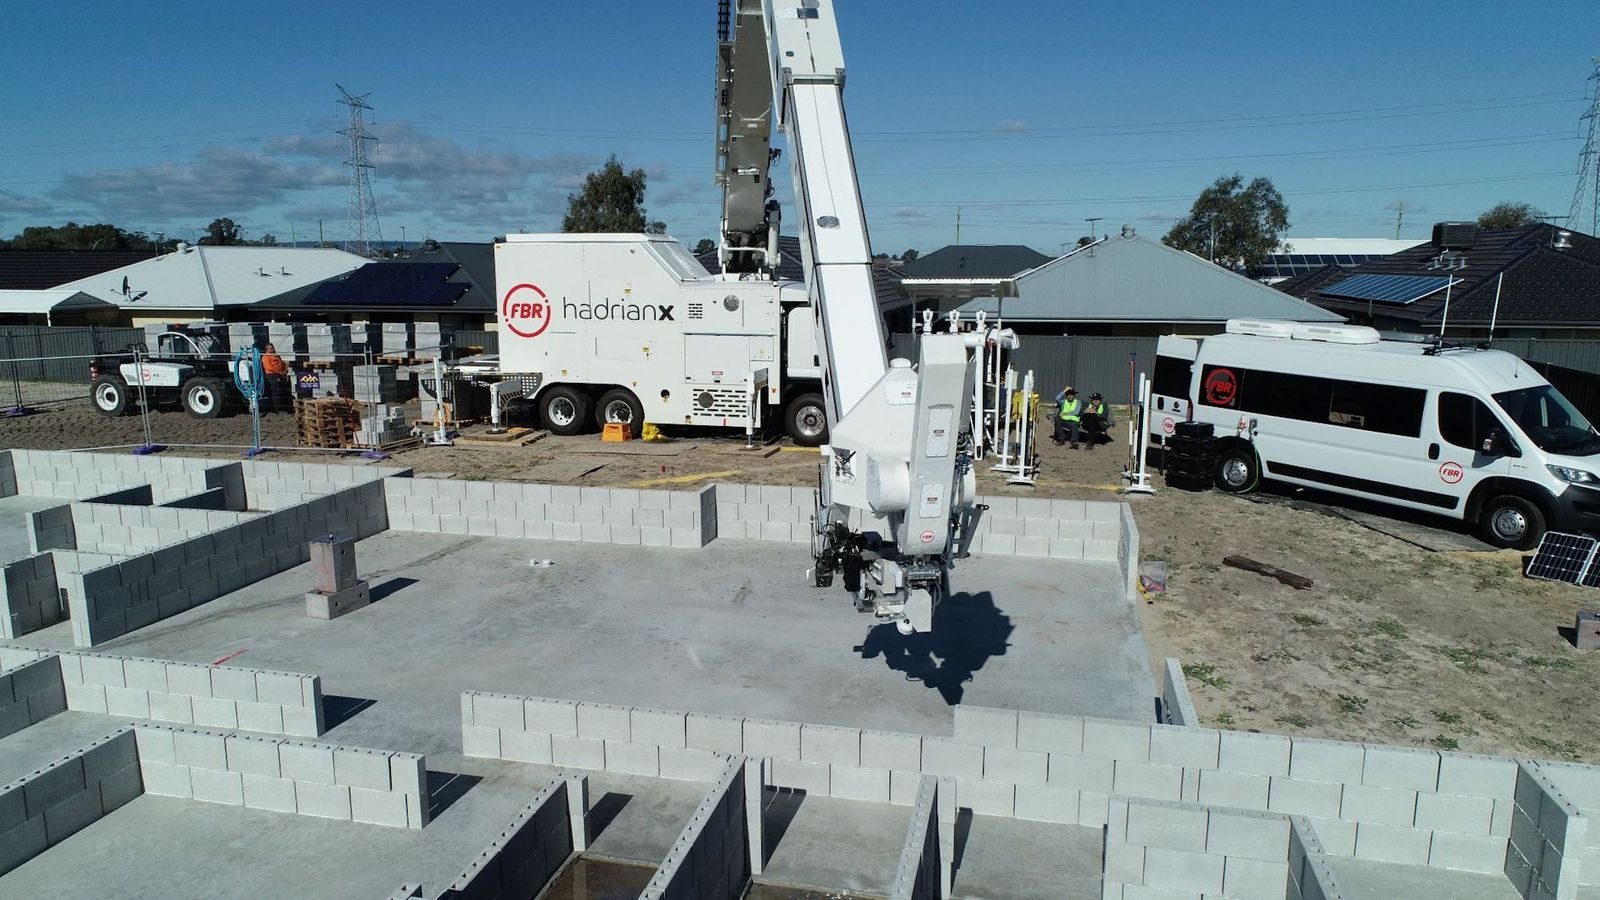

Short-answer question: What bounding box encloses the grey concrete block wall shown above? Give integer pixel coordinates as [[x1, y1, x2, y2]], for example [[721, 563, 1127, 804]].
[[1103, 797, 1294, 899], [1160, 658, 1198, 727], [83, 484, 154, 506], [64, 500, 259, 556], [26, 504, 75, 553], [0, 654, 66, 738], [134, 723, 427, 829], [1, 553, 63, 639], [0, 726, 142, 876], [0, 449, 16, 498], [1504, 762, 1588, 899], [435, 776, 584, 900], [1532, 761, 1600, 893], [889, 775, 943, 900], [1288, 815, 1346, 900], [639, 756, 751, 900], [54, 649, 326, 737], [9, 449, 219, 504]]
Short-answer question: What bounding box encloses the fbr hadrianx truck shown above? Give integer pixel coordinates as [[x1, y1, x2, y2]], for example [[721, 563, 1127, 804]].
[[1153, 319, 1600, 549], [472, 233, 828, 445]]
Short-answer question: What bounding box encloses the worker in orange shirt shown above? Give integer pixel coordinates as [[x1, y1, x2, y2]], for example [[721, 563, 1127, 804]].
[[261, 343, 290, 411]]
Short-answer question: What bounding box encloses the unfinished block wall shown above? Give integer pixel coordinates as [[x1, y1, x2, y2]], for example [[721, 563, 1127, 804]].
[[237, 458, 397, 511], [0, 449, 16, 497], [1534, 762, 1600, 894], [888, 775, 943, 900], [640, 756, 751, 900], [382, 478, 716, 548], [1504, 763, 1588, 899], [0, 727, 141, 876], [9, 449, 214, 503], [0, 654, 66, 738], [1161, 658, 1198, 727], [436, 777, 582, 900], [1288, 816, 1346, 900], [25, 505, 75, 553], [63, 502, 259, 556], [134, 723, 427, 829], [1, 554, 63, 639], [1103, 797, 1295, 899]]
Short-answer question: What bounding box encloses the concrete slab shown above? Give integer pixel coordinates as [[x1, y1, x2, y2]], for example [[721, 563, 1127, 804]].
[[0, 710, 125, 787], [951, 814, 1102, 900], [1323, 856, 1520, 900], [757, 792, 906, 896], [0, 495, 64, 565]]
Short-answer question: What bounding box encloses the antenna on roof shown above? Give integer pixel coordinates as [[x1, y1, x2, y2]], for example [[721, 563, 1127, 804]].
[[1488, 271, 1505, 340], [1437, 276, 1454, 342]]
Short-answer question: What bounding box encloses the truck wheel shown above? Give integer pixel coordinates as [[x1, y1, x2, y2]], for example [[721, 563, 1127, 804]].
[[541, 386, 590, 436], [596, 388, 644, 438], [1478, 495, 1544, 550], [786, 392, 828, 447], [1214, 444, 1260, 493], [182, 377, 225, 419], [91, 376, 129, 416]]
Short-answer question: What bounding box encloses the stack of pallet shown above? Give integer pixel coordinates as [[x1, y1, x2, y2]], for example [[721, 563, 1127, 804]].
[[293, 398, 361, 449]]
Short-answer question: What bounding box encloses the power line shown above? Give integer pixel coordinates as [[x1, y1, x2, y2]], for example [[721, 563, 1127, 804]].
[[1571, 57, 1600, 235], [337, 84, 382, 258]]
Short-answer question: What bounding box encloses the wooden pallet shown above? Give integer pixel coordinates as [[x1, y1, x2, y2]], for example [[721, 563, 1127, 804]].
[[294, 398, 361, 449]]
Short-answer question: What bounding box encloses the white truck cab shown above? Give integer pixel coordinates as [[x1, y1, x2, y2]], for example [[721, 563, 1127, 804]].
[[486, 233, 826, 444], [1152, 319, 1600, 549]]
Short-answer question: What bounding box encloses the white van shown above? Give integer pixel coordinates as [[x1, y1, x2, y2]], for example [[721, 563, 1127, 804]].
[[1151, 319, 1600, 549]]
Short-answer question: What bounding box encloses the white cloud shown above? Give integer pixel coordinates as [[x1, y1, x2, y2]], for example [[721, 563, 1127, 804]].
[[1000, 118, 1027, 133]]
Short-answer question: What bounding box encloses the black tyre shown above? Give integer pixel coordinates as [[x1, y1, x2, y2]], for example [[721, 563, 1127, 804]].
[[91, 375, 129, 416], [1478, 495, 1545, 550], [540, 385, 591, 436], [182, 377, 226, 419], [1214, 444, 1260, 494], [786, 392, 828, 447], [595, 388, 644, 438]]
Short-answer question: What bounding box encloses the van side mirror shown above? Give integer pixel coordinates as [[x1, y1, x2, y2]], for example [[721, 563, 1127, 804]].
[[1481, 428, 1518, 458]]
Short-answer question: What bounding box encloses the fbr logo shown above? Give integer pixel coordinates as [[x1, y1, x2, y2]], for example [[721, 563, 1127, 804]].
[[1439, 461, 1464, 485], [503, 283, 552, 338]]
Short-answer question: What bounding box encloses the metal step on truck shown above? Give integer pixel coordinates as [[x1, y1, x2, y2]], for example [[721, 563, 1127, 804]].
[[452, 233, 829, 445]]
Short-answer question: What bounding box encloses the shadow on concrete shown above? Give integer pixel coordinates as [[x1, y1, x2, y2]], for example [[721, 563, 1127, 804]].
[[953, 808, 973, 874], [587, 791, 632, 841], [321, 695, 376, 730], [762, 787, 806, 865], [853, 592, 1013, 705], [426, 770, 482, 821], [369, 576, 419, 603]]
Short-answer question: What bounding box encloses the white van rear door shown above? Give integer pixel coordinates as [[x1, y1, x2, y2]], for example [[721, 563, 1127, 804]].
[[1151, 337, 1198, 443]]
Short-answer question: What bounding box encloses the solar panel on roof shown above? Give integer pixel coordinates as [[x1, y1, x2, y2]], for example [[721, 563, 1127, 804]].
[[1527, 532, 1598, 584], [1321, 273, 1458, 305]]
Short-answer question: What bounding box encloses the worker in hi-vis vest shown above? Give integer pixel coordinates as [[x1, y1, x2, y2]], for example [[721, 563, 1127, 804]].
[[1053, 386, 1083, 448]]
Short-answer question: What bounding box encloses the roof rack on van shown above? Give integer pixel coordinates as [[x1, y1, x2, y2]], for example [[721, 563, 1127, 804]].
[[1421, 339, 1492, 356]]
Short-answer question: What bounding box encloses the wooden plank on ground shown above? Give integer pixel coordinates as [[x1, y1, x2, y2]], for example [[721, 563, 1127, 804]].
[[1222, 555, 1314, 590]]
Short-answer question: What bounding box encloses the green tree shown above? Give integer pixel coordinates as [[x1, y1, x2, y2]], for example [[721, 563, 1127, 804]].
[[2, 222, 161, 251], [200, 218, 242, 245], [693, 238, 717, 255], [1163, 174, 1289, 273], [900, 248, 919, 261], [562, 155, 666, 234], [1477, 202, 1545, 229]]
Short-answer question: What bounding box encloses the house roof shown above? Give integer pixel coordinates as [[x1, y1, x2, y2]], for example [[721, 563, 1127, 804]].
[[51, 246, 368, 311], [898, 244, 1051, 280], [952, 232, 1341, 323], [253, 242, 495, 314], [0, 250, 157, 290], [1277, 224, 1600, 327], [0, 289, 117, 316]]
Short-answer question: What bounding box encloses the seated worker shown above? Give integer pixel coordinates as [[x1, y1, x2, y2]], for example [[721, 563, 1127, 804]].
[[1052, 386, 1082, 448], [1080, 392, 1116, 448], [261, 343, 290, 411]]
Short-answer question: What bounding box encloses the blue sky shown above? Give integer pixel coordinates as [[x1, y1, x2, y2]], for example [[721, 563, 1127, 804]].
[[1, 1, 1595, 254]]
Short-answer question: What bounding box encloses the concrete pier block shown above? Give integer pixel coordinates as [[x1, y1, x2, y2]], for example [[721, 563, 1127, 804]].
[[687, 713, 744, 753], [305, 580, 371, 620]]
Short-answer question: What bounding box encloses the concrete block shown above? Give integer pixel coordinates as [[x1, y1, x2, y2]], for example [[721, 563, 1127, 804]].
[[953, 705, 1018, 748], [235, 700, 284, 735], [640, 526, 672, 547], [1288, 738, 1365, 784], [1103, 842, 1145, 885], [279, 742, 336, 784], [981, 746, 1048, 786], [146, 691, 193, 725], [281, 706, 323, 738], [79, 654, 125, 688], [1125, 800, 1208, 852], [771, 759, 830, 794], [472, 693, 526, 732], [551, 735, 605, 770], [1143, 845, 1224, 893], [744, 719, 801, 761], [190, 767, 245, 806], [1303, 816, 1356, 855], [499, 729, 553, 764], [294, 780, 352, 820], [577, 703, 632, 742], [800, 724, 860, 766], [334, 748, 392, 791], [133, 725, 177, 765], [1415, 791, 1494, 835], [861, 730, 923, 771], [630, 708, 686, 748], [1219, 731, 1292, 778], [956, 779, 1014, 817], [1267, 777, 1342, 818], [659, 746, 722, 782], [461, 724, 500, 758], [98, 763, 143, 813], [1011, 783, 1078, 825], [1340, 783, 1417, 828], [829, 765, 891, 803], [42, 786, 102, 844], [1114, 762, 1184, 801], [889, 770, 923, 806], [0, 816, 47, 876], [1361, 744, 1440, 792], [225, 735, 282, 777], [1083, 718, 1150, 762], [524, 697, 579, 737], [1436, 752, 1517, 800], [1206, 809, 1290, 862], [173, 729, 228, 770], [687, 713, 744, 754], [1015, 712, 1083, 755], [1490, 799, 1513, 838], [139, 761, 192, 798], [242, 773, 297, 813], [1197, 769, 1269, 811], [1049, 538, 1085, 559], [351, 786, 410, 828], [604, 741, 659, 777], [1353, 821, 1431, 864], [1427, 829, 1509, 874], [121, 658, 167, 693], [209, 666, 258, 703], [1222, 856, 1291, 900], [64, 682, 107, 715], [164, 663, 212, 697], [191, 696, 238, 729], [1048, 754, 1115, 793], [304, 580, 371, 620], [1149, 725, 1220, 770], [922, 738, 984, 780]]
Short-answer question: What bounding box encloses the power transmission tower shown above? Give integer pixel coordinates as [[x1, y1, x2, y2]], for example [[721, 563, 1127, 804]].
[[337, 84, 383, 257], [1571, 58, 1600, 236]]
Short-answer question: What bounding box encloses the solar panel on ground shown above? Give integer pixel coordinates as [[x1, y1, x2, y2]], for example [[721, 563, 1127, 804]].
[[1321, 273, 1458, 305], [1527, 531, 1598, 584]]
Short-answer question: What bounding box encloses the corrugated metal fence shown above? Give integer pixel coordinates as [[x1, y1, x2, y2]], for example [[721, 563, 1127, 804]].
[[0, 326, 143, 382]]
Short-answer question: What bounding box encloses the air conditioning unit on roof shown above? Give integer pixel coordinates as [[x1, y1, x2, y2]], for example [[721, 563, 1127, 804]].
[[1225, 319, 1296, 338], [1291, 323, 1381, 344]]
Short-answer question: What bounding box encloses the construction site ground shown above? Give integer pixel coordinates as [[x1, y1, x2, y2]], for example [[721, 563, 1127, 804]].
[[4, 399, 1599, 765]]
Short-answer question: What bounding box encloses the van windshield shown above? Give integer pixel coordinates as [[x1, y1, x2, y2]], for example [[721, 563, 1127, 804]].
[[1493, 384, 1600, 455]]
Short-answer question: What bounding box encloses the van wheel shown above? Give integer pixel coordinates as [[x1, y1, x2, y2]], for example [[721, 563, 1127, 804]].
[[182, 377, 225, 419], [596, 388, 644, 438], [540, 386, 590, 436], [1214, 445, 1260, 493], [786, 392, 828, 447], [91, 376, 129, 416], [1478, 495, 1544, 550]]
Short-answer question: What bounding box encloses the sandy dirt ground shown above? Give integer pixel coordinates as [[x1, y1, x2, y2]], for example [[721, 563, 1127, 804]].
[[4, 398, 1598, 762]]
